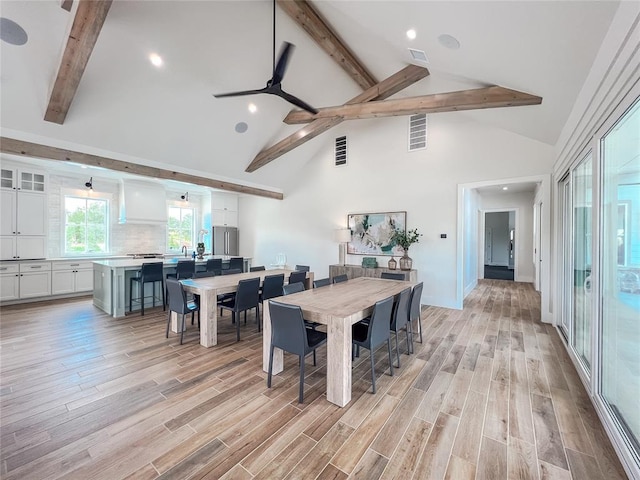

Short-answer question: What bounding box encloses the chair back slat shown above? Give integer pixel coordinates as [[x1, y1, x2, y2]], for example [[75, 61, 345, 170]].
[[141, 262, 164, 282], [288, 271, 307, 286], [166, 278, 190, 314], [262, 274, 285, 301], [294, 265, 310, 272], [409, 282, 423, 322], [235, 277, 261, 311], [283, 282, 304, 295], [380, 272, 405, 280], [176, 260, 196, 280], [313, 278, 330, 288], [367, 296, 394, 347], [391, 288, 411, 330], [229, 257, 244, 272], [268, 300, 309, 356], [206, 258, 222, 274]]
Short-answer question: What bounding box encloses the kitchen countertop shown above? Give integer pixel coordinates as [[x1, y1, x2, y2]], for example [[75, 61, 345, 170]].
[[93, 255, 251, 268]]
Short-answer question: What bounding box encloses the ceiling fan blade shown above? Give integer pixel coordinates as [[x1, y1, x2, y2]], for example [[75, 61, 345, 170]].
[[272, 42, 293, 85], [277, 89, 318, 115], [213, 87, 267, 98]]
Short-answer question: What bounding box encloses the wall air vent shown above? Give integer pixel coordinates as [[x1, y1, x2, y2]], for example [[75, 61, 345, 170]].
[[409, 114, 427, 151], [335, 135, 347, 166]]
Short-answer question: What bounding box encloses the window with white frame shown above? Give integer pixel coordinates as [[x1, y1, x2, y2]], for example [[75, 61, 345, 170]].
[[64, 196, 109, 254], [167, 206, 194, 251]]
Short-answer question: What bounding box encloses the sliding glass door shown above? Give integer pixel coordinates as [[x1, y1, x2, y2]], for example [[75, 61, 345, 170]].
[[572, 153, 593, 371], [600, 97, 639, 452]]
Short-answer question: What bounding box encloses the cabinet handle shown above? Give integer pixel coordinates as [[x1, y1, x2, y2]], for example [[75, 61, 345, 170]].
[[30, 266, 42, 269], [17, 232, 21, 234], [0, 267, 6, 271], [70, 263, 80, 266]]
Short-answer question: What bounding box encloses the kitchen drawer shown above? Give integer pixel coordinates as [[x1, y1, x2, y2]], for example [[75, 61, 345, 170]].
[[0, 264, 20, 274], [52, 261, 93, 271], [19, 261, 51, 272]]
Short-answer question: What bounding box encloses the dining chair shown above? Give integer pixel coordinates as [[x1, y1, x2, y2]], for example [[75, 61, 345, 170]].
[[205, 258, 222, 275], [250, 265, 266, 272], [129, 262, 165, 316], [332, 274, 348, 284], [267, 300, 327, 403], [294, 264, 310, 272], [408, 282, 424, 343], [288, 271, 307, 288], [221, 269, 242, 275], [165, 278, 200, 345], [380, 272, 406, 280], [313, 277, 330, 288], [219, 277, 261, 341], [283, 282, 304, 295], [229, 257, 244, 272], [260, 273, 284, 305], [193, 271, 215, 278], [352, 296, 394, 393], [390, 288, 412, 367], [283, 281, 321, 358]]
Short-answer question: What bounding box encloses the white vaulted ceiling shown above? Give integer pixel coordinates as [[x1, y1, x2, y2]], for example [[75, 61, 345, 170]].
[[0, 0, 620, 192]]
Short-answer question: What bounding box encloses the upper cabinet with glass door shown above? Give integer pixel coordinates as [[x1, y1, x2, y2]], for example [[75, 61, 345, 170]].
[[1, 167, 46, 193]]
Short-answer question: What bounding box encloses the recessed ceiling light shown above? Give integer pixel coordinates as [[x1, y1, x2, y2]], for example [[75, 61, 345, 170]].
[[0, 17, 28, 46], [149, 53, 163, 67], [502, 186, 509, 190], [248, 103, 257, 113], [438, 34, 460, 50], [235, 122, 248, 133], [406, 29, 416, 40]]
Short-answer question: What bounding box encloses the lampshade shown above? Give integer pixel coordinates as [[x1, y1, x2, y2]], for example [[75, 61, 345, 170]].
[[335, 228, 351, 243]]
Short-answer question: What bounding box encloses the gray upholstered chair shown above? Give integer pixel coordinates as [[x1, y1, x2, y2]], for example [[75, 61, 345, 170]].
[[219, 277, 261, 341], [267, 300, 327, 403], [165, 278, 199, 345], [408, 282, 424, 343], [380, 272, 406, 280], [332, 274, 348, 284], [352, 296, 394, 393], [390, 288, 413, 367], [129, 262, 165, 316], [313, 277, 330, 288]]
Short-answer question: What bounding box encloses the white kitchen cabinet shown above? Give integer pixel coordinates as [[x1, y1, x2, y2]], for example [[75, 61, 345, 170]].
[[52, 261, 94, 295], [0, 171, 48, 260], [1, 167, 46, 192], [211, 192, 238, 227], [18, 261, 51, 298], [0, 264, 20, 301]]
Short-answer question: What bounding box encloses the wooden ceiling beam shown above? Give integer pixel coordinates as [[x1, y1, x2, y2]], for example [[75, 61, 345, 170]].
[[44, 0, 113, 124], [0, 137, 283, 200], [245, 65, 430, 172], [284, 87, 543, 124], [277, 0, 377, 90]]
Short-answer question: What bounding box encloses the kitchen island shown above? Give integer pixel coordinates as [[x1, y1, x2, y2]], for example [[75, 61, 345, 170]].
[[93, 256, 251, 317]]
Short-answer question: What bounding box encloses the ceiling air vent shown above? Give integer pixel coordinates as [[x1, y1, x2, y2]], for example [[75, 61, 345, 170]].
[[408, 48, 429, 63], [409, 114, 427, 151], [335, 135, 347, 166]]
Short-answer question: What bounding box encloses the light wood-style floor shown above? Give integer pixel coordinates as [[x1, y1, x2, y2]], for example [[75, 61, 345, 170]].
[[0, 280, 628, 479]]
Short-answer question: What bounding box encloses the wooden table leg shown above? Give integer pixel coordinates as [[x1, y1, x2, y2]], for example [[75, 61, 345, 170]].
[[326, 315, 352, 407], [199, 289, 217, 347], [262, 301, 283, 374]]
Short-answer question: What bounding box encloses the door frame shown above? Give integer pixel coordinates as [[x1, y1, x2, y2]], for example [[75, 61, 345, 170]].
[[478, 208, 519, 281]]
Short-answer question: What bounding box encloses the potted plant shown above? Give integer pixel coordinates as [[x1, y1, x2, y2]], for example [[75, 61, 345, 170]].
[[391, 228, 421, 270]]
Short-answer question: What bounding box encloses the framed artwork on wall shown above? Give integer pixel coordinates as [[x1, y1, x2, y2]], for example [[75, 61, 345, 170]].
[[347, 211, 406, 256]]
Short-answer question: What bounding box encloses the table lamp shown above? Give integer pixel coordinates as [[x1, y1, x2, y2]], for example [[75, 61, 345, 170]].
[[335, 228, 351, 265]]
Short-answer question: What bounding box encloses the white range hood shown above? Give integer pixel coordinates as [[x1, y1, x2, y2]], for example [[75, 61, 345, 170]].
[[118, 179, 167, 224]]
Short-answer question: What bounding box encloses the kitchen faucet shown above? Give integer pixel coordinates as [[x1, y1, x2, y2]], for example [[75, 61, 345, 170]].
[[181, 245, 188, 257]]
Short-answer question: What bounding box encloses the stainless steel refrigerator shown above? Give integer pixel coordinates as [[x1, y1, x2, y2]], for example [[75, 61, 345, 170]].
[[212, 226, 239, 256]]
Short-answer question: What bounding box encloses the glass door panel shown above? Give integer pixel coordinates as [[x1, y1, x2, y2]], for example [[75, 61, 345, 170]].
[[572, 154, 593, 371], [560, 178, 571, 337], [600, 97, 639, 449]]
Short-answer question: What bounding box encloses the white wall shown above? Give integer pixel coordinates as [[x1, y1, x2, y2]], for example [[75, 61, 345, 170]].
[[240, 113, 554, 308], [481, 191, 536, 282]]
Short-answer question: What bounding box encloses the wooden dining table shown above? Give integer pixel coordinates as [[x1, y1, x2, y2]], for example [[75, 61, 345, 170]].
[[262, 276, 415, 407], [176, 269, 313, 347]]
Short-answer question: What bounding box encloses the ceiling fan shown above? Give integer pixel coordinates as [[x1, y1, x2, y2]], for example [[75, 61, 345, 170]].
[[213, 0, 318, 115]]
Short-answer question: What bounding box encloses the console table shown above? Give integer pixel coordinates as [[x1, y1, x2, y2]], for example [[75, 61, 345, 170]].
[[329, 264, 418, 282]]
